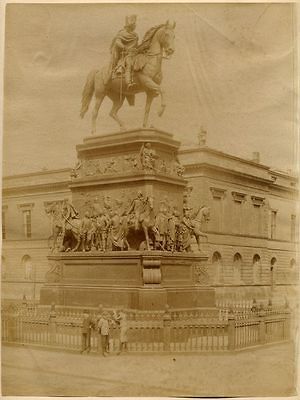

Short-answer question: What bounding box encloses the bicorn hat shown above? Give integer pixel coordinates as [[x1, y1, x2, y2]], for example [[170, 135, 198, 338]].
[[125, 15, 137, 26]]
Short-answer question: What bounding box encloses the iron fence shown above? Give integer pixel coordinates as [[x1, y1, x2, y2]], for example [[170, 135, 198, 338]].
[[1, 304, 291, 353]]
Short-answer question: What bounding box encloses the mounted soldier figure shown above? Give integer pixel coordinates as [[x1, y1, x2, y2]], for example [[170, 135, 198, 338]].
[[108, 15, 139, 90], [80, 18, 176, 133]]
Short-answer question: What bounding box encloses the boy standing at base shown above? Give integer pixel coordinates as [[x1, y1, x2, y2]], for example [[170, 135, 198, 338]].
[[115, 308, 128, 355]]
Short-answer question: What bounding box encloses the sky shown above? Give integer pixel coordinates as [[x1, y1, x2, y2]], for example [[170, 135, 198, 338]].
[[2, 3, 298, 176]]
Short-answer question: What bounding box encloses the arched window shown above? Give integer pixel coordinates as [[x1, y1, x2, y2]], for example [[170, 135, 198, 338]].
[[212, 252, 222, 263], [212, 251, 223, 284], [22, 255, 33, 280], [290, 259, 296, 269], [270, 257, 277, 287], [1, 256, 6, 279], [270, 257, 277, 269], [233, 253, 242, 283], [253, 254, 261, 283]]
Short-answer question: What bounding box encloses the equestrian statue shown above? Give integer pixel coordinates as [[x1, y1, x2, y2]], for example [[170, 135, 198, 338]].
[[80, 15, 176, 134]]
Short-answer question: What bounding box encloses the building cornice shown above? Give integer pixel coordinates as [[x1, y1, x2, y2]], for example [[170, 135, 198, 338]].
[[179, 146, 271, 170], [2, 181, 71, 197], [183, 163, 298, 195], [3, 167, 72, 181], [183, 162, 273, 184]]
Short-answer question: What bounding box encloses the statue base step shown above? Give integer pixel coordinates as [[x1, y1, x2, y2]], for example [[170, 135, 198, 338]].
[[40, 251, 215, 310], [40, 284, 215, 310]]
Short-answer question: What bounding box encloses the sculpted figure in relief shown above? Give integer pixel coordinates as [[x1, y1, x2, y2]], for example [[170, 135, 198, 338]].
[[179, 205, 210, 252], [140, 142, 157, 171], [167, 208, 181, 252], [173, 154, 185, 177], [46, 201, 65, 252], [107, 210, 130, 251], [74, 211, 95, 252], [70, 160, 82, 179], [95, 210, 111, 251], [154, 197, 170, 250], [125, 191, 146, 230]]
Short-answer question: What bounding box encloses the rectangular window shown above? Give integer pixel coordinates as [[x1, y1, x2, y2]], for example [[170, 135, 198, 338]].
[[23, 210, 32, 238], [271, 210, 277, 239], [291, 215, 296, 242], [2, 211, 6, 239]]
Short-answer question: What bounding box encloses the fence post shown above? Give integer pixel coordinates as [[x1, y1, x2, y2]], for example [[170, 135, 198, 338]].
[[163, 305, 171, 351], [258, 304, 266, 344], [8, 313, 17, 342], [49, 303, 57, 345], [228, 309, 236, 351]]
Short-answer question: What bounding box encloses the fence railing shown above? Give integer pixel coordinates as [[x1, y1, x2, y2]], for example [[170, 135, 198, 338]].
[[1, 304, 291, 353]]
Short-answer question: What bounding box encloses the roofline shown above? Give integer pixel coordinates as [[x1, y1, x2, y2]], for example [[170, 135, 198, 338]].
[[179, 146, 270, 171], [179, 145, 298, 181], [2, 167, 72, 180]]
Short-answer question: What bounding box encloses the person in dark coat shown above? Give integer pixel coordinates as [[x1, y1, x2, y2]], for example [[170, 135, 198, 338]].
[[81, 310, 93, 353]]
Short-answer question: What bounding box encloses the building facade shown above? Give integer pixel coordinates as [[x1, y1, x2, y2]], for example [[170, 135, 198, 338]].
[[180, 145, 299, 305], [2, 169, 71, 302], [2, 143, 299, 306]]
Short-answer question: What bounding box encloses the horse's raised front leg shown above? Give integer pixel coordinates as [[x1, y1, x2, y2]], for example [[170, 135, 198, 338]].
[[138, 74, 166, 121], [109, 95, 126, 131], [157, 87, 165, 117], [143, 93, 154, 127]]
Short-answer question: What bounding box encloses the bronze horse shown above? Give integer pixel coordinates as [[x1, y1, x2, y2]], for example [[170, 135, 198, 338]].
[[80, 21, 176, 134], [180, 206, 210, 252]]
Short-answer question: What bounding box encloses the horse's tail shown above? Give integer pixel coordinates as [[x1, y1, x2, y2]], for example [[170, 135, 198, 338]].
[[80, 69, 97, 119]]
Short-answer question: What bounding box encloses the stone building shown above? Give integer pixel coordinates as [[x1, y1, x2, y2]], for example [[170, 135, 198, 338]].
[[2, 141, 298, 306], [2, 169, 71, 302], [180, 145, 299, 305]]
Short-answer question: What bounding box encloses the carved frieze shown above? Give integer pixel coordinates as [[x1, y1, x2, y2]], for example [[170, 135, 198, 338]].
[[73, 143, 184, 179]]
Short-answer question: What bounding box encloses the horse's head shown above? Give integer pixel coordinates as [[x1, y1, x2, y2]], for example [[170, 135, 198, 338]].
[[159, 20, 176, 56]]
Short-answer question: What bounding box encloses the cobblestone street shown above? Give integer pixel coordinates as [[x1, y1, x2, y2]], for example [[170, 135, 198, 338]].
[[1, 342, 297, 397]]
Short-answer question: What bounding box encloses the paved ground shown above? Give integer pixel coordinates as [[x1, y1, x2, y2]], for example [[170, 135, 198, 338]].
[[1, 342, 298, 397]]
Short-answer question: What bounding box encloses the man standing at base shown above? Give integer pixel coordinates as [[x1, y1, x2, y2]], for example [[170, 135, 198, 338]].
[[81, 310, 93, 354], [97, 311, 110, 356]]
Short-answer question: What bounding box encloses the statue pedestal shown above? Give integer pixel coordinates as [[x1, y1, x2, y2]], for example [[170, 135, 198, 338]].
[[41, 128, 215, 310], [40, 251, 215, 310]]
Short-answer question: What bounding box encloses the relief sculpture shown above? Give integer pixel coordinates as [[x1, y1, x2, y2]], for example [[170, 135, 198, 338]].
[[47, 194, 210, 253]]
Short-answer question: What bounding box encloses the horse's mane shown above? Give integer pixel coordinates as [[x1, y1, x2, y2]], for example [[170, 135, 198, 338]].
[[137, 24, 165, 53]]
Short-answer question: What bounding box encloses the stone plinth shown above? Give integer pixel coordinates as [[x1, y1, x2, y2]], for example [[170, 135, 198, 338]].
[[40, 251, 215, 310]]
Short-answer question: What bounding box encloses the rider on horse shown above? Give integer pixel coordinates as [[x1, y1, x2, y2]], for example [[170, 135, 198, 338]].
[[108, 15, 139, 89], [125, 191, 146, 230], [62, 199, 79, 221]]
